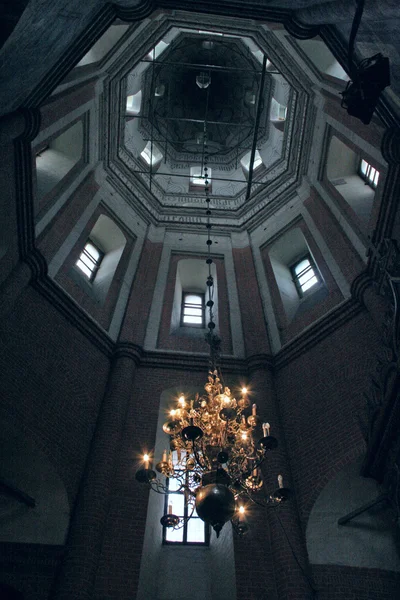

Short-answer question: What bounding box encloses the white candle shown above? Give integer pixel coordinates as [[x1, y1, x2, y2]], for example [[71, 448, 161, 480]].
[[162, 449, 167, 463], [143, 454, 149, 469], [168, 504, 173, 514], [278, 474, 283, 489], [262, 422, 270, 437], [252, 403, 257, 416]]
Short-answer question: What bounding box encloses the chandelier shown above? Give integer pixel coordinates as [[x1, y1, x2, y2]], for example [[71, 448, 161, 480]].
[[135, 130, 290, 538]]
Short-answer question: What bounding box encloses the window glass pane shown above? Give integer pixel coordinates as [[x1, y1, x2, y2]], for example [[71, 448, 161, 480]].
[[360, 159, 368, 175], [183, 315, 202, 324], [84, 243, 100, 261], [300, 275, 318, 292], [368, 167, 376, 183], [187, 518, 205, 543], [168, 476, 181, 493], [374, 171, 380, 185], [165, 525, 184, 543], [79, 253, 96, 270], [190, 167, 211, 185], [184, 294, 202, 304], [184, 308, 202, 317], [294, 259, 310, 276], [76, 260, 92, 279], [168, 493, 185, 516]]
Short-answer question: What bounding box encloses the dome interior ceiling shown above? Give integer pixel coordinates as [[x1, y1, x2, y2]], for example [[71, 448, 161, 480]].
[[142, 35, 268, 160], [104, 15, 315, 227]]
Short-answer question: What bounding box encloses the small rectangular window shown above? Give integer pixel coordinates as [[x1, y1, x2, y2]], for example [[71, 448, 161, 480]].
[[359, 158, 379, 189], [163, 451, 209, 545], [190, 166, 212, 190], [181, 292, 205, 327], [141, 142, 163, 167], [76, 240, 103, 281], [291, 255, 320, 297]]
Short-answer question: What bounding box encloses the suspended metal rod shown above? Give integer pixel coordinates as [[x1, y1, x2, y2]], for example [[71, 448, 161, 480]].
[[338, 494, 387, 525], [149, 46, 157, 192], [136, 115, 252, 127], [0, 477, 36, 508], [246, 54, 267, 201], [141, 58, 265, 74], [133, 171, 263, 184]]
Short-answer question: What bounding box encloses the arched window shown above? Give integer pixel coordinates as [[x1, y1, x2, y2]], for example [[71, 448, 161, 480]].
[[35, 120, 84, 201], [170, 258, 218, 335], [326, 135, 379, 228], [137, 387, 236, 600], [240, 149, 263, 178], [126, 90, 142, 115], [74, 214, 127, 304], [268, 227, 325, 322], [140, 141, 163, 169], [306, 458, 400, 572]]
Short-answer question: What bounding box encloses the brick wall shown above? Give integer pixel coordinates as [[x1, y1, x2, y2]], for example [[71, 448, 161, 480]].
[[0, 285, 110, 504], [305, 187, 365, 285], [93, 366, 213, 599], [39, 79, 97, 132], [313, 565, 400, 599], [120, 239, 163, 345], [37, 170, 99, 263], [322, 89, 385, 152], [0, 543, 64, 600], [233, 246, 271, 356], [275, 309, 381, 529]]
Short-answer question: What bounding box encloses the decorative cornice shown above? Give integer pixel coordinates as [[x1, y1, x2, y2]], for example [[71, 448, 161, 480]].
[[156, 0, 290, 22], [284, 16, 320, 40], [140, 349, 248, 373], [14, 108, 41, 259], [113, 341, 143, 365], [115, 0, 156, 21], [381, 127, 400, 165], [350, 270, 373, 305]]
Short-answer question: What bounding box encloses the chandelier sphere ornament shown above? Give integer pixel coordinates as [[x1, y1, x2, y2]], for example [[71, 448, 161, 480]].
[[196, 71, 211, 89], [135, 128, 290, 538]]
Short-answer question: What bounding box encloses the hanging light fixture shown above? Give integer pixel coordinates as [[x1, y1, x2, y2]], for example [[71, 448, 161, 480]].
[[196, 71, 211, 89], [135, 128, 290, 538]]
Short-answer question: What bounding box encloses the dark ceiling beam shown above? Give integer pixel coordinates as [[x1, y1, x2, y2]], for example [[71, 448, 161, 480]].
[[245, 54, 267, 201]]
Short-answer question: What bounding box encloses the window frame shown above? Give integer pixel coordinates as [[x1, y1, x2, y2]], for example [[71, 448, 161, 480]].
[[140, 142, 163, 169], [291, 254, 321, 298], [180, 292, 205, 328], [189, 166, 212, 192], [358, 158, 379, 189], [162, 454, 209, 546], [75, 239, 104, 282]]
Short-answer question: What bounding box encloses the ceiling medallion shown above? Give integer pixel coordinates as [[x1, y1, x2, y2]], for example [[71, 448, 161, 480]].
[[135, 130, 290, 538]]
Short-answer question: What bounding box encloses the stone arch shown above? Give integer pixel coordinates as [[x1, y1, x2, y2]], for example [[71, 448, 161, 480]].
[[0, 414, 70, 545], [306, 455, 400, 572]]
